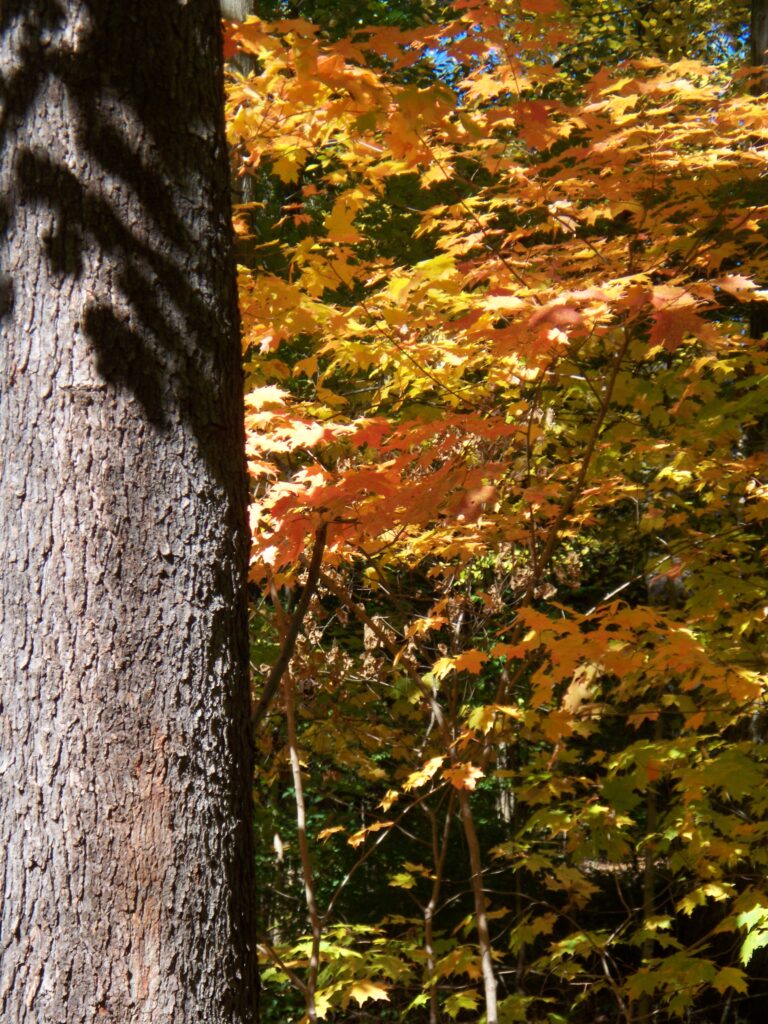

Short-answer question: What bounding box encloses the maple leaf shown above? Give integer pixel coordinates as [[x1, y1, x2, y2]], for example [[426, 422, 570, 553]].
[[528, 304, 583, 329], [442, 763, 484, 790], [715, 275, 759, 298], [245, 385, 289, 409], [444, 989, 480, 1017], [222, 23, 240, 60], [273, 17, 319, 38], [450, 484, 498, 522], [348, 820, 394, 848], [231, 15, 768, 1019], [234, 20, 281, 56], [514, 100, 555, 149], [317, 825, 346, 842], [403, 756, 444, 791], [344, 980, 390, 1008], [435, 944, 483, 981], [712, 967, 748, 995], [379, 788, 399, 811], [492, 642, 528, 660], [324, 197, 364, 242], [432, 656, 456, 679], [453, 649, 489, 673], [649, 307, 716, 352]]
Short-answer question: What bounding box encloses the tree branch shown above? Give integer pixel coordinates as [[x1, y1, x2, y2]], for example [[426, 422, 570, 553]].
[[252, 522, 328, 728]]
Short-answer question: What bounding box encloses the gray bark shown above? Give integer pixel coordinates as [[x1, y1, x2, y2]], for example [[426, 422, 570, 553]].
[[220, 0, 257, 204], [0, 2, 258, 1022], [221, 1, 254, 20]]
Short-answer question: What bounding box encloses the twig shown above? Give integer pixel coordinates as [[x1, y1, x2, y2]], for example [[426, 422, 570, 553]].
[[258, 939, 308, 996], [423, 793, 455, 1024], [314, 567, 447, 731], [252, 522, 328, 728], [459, 790, 498, 1024], [284, 672, 322, 1022]]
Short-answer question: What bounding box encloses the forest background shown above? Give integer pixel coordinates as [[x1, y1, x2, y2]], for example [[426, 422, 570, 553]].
[[225, 1, 768, 1021]]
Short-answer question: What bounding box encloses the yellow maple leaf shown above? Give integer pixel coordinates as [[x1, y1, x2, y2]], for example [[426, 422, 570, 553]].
[[348, 820, 393, 848], [324, 198, 363, 241], [403, 755, 445, 791], [313, 986, 336, 1020], [317, 825, 345, 842], [344, 979, 390, 1008], [379, 788, 399, 811]]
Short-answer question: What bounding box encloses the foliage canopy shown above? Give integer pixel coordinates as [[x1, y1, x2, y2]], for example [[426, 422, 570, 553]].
[[225, 1, 768, 1020]]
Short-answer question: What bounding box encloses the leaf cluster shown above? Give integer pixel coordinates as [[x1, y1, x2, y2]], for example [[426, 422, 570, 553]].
[[228, 3, 768, 1021]]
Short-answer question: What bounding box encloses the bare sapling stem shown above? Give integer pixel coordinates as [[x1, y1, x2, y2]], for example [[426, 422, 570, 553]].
[[284, 673, 323, 1022], [423, 793, 455, 1024], [459, 790, 498, 1024]]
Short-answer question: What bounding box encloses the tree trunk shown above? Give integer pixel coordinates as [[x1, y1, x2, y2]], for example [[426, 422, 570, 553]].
[[751, 0, 768, 353], [752, 0, 768, 82], [0, 3, 258, 1022], [221, 0, 255, 19]]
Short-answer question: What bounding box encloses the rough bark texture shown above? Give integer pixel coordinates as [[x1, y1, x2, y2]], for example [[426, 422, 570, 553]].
[[0, 2, 259, 1021]]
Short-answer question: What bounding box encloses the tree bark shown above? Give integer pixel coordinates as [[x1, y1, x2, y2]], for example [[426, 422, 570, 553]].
[[0, 3, 258, 1022], [459, 792, 498, 1024], [220, 0, 254, 19], [752, 0, 768, 83], [751, 0, 768, 350]]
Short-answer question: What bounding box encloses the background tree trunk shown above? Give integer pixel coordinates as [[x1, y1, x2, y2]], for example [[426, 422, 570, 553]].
[[751, 0, 768, 355], [221, 0, 255, 20], [221, 0, 258, 204], [752, 0, 768, 80], [0, 3, 258, 1021]]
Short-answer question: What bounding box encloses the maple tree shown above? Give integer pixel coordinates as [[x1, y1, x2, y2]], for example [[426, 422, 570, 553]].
[[226, 1, 768, 1021]]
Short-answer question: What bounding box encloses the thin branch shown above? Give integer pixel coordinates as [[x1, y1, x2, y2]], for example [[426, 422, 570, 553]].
[[423, 792, 455, 1024], [324, 784, 445, 919], [284, 672, 322, 1022], [459, 790, 498, 1024], [258, 939, 308, 996], [252, 522, 328, 728], [524, 324, 634, 601], [314, 567, 447, 731]]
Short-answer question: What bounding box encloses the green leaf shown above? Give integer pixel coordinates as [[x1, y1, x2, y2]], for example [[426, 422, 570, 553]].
[[713, 966, 748, 995], [736, 905, 768, 965], [444, 989, 479, 1019]]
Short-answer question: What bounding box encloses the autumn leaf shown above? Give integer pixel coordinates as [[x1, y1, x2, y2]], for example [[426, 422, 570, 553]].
[[232, 12, 768, 1020], [453, 649, 489, 673], [388, 870, 417, 889], [444, 989, 480, 1019], [343, 979, 390, 1008], [712, 966, 748, 995], [317, 825, 346, 842], [403, 756, 444, 791], [442, 763, 484, 790], [520, 0, 564, 12], [737, 906, 768, 965], [715, 275, 759, 298], [348, 820, 394, 848]]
